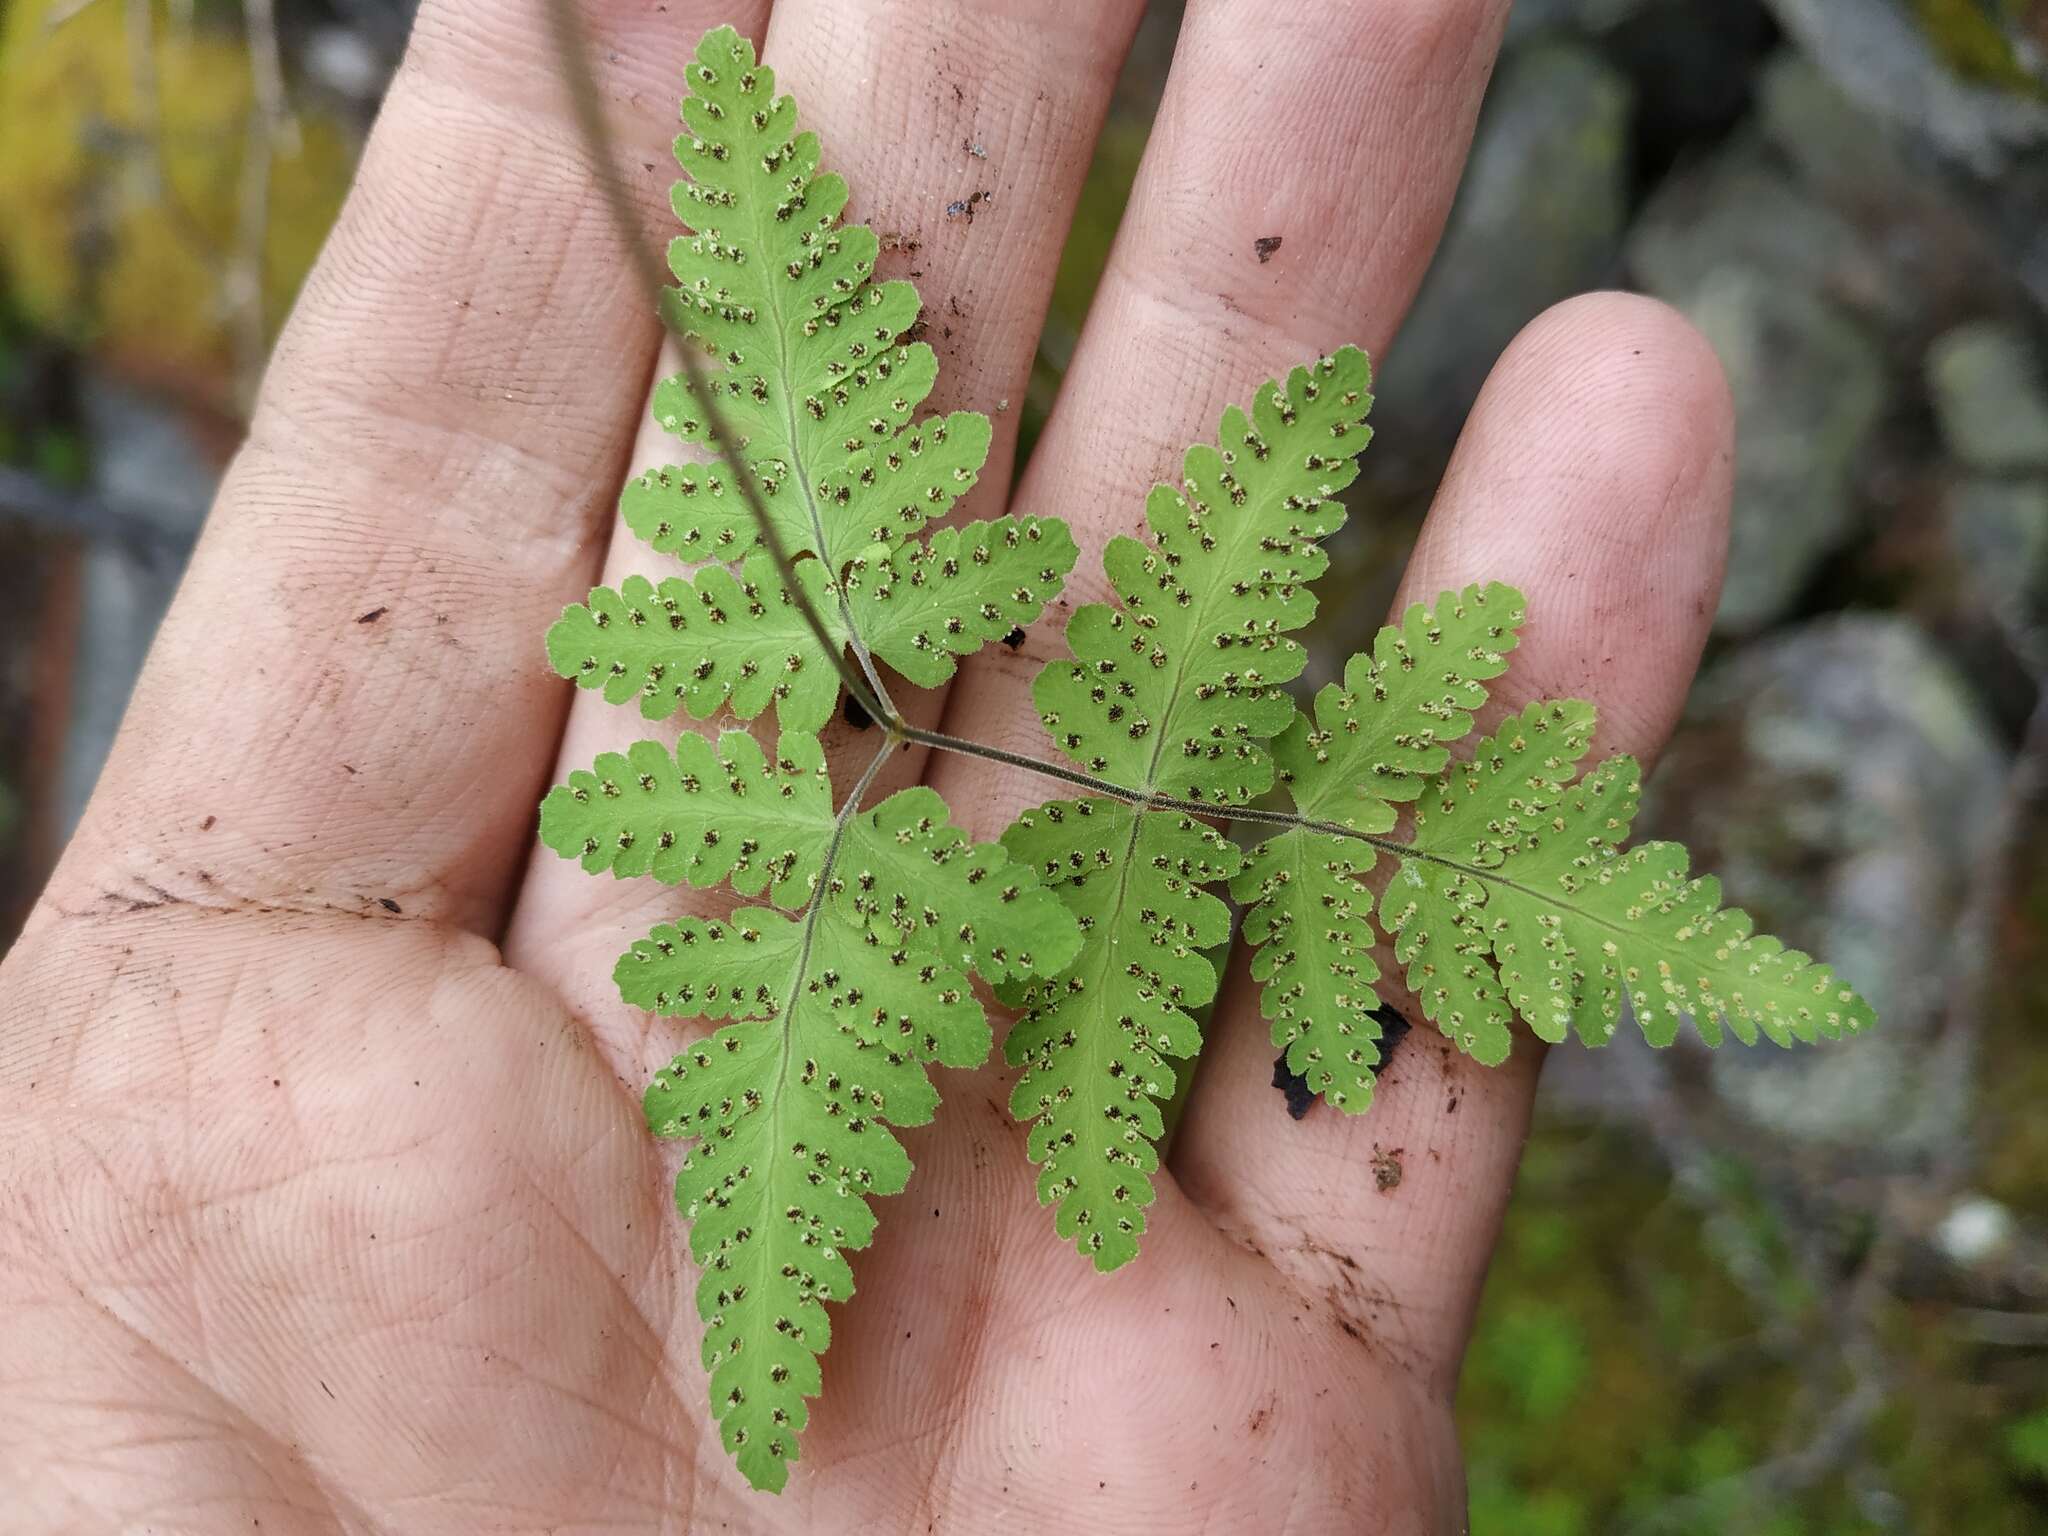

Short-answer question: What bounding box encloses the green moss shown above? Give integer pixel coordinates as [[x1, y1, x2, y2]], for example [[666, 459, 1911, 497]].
[[1981, 812, 2048, 1221], [2007, 1410, 2048, 1479], [1912, 0, 2048, 96], [0, 0, 356, 386], [1462, 1118, 2048, 1532]]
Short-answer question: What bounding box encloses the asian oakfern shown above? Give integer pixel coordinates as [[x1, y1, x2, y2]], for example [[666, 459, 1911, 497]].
[[537, 25, 1875, 1493]]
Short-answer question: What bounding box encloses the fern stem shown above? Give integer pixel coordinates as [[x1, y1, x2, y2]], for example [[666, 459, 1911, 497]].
[[801, 736, 895, 945], [890, 719, 1402, 849]]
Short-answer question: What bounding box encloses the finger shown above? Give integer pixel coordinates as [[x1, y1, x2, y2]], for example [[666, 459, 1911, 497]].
[[502, 0, 1150, 1063], [930, 0, 1511, 798], [48, 0, 770, 935], [1170, 293, 1737, 1390]]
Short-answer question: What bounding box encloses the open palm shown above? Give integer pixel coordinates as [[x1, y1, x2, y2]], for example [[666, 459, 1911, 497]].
[[0, 1, 1736, 1529]]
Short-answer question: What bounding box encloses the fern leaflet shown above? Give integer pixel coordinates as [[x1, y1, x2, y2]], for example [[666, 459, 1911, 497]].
[[1006, 348, 1375, 1263], [1001, 800, 1241, 1269]]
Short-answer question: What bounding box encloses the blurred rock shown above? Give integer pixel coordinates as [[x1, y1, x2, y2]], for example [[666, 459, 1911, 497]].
[[1762, 0, 2048, 173], [1754, 52, 2001, 330], [1627, 73, 1911, 634], [1686, 266, 1886, 630], [78, 381, 214, 542], [1505, 0, 1652, 42], [1929, 321, 2048, 472], [1759, 3, 2048, 310], [1641, 616, 2008, 1156], [1629, 140, 1878, 317], [1948, 477, 2048, 625], [1374, 41, 1631, 471], [303, 26, 389, 104], [1935, 1194, 2019, 1267]]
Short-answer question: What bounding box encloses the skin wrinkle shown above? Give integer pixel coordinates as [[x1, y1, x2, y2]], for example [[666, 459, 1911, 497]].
[[68, 1280, 378, 1534]]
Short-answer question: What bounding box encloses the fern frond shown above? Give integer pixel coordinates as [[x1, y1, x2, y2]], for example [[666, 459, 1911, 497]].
[[636, 902, 986, 1493], [1275, 581, 1526, 828], [652, 28, 988, 564], [832, 785, 1083, 980], [1227, 582, 1526, 1108], [619, 783, 1073, 1492], [1002, 799, 1241, 1270], [1231, 830, 1384, 1111], [533, 29, 1099, 1489], [548, 26, 1072, 738], [538, 22, 1880, 1486], [1033, 348, 1374, 806]]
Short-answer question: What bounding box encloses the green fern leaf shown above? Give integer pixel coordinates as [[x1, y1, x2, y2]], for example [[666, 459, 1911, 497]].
[[1001, 799, 1241, 1269], [617, 784, 1073, 1492], [651, 27, 989, 564], [1275, 581, 1527, 828], [831, 785, 1083, 980], [539, 22, 1879, 1486], [1033, 347, 1374, 806], [1231, 830, 1384, 1111], [547, 513, 1077, 730], [548, 27, 1073, 739], [535, 34, 1095, 1488], [636, 900, 987, 1493]]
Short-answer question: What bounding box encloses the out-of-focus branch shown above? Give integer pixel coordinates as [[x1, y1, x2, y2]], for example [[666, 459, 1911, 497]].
[[123, 0, 162, 199], [0, 466, 189, 561], [43, 0, 109, 31], [227, 0, 298, 409]]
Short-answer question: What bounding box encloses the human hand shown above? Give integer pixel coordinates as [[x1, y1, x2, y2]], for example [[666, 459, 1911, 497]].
[[0, 1, 1734, 1529]]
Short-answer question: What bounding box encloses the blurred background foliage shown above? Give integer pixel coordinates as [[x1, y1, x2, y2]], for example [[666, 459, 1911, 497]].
[[0, 0, 353, 396], [3, 0, 2048, 1530]]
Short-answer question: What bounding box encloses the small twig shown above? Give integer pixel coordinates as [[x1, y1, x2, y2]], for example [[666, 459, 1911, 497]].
[[243, 0, 297, 153], [42, 0, 108, 30], [123, 0, 162, 200], [1950, 1305, 2048, 1346], [1624, 1189, 1906, 1534], [0, 465, 189, 561], [228, 0, 296, 410]]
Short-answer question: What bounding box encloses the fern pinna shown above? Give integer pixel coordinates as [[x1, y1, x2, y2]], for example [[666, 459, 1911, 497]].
[[539, 25, 1876, 1494]]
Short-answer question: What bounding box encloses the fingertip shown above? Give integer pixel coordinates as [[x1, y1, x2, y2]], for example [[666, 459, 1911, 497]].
[[1398, 288, 1735, 766]]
